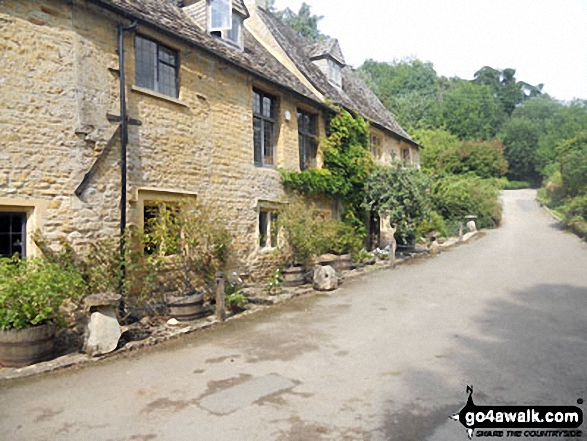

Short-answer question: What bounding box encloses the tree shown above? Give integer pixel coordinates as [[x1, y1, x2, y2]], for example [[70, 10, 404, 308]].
[[412, 128, 460, 173], [558, 133, 587, 198], [500, 96, 587, 183], [363, 165, 431, 243], [473, 66, 543, 121], [358, 58, 441, 131], [274, 2, 326, 41], [441, 80, 500, 140]]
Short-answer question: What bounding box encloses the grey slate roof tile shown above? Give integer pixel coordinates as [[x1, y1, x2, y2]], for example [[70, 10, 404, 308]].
[[309, 38, 345, 66], [91, 0, 414, 144], [257, 8, 415, 143], [92, 0, 318, 101]]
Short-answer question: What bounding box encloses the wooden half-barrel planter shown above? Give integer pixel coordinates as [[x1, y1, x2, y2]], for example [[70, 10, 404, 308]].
[[165, 292, 207, 321], [0, 325, 56, 368]]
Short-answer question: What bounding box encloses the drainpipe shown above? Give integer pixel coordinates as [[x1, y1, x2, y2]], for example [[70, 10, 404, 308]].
[[118, 20, 137, 306]]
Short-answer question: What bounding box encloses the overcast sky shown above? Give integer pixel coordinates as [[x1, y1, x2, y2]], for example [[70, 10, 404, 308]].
[[271, 0, 587, 101]]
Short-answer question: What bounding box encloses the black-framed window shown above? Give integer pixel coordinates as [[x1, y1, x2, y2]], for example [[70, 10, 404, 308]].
[[259, 210, 278, 248], [297, 109, 318, 171], [143, 203, 180, 256], [0, 212, 26, 258], [401, 147, 411, 163], [253, 89, 277, 167], [135, 35, 179, 98], [370, 134, 381, 159]]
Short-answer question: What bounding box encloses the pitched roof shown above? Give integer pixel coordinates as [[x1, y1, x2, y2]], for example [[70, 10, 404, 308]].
[[182, 0, 249, 18], [309, 38, 345, 66], [88, 0, 415, 145], [256, 8, 415, 144], [90, 0, 318, 102]]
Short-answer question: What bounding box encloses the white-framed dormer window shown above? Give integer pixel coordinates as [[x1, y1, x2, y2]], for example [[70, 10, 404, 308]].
[[328, 58, 342, 88], [209, 0, 232, 32], [224, 13, 243, 46]]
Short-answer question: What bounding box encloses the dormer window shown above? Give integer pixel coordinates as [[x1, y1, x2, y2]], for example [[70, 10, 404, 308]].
[[209, 0, 232, 31], [182, 0, 246, 49], [225, 13, 243, 46], [309, 38, 345, 89], [328, 59, 342, 88]]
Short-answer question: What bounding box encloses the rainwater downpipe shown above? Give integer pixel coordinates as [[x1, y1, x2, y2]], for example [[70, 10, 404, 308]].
[[118, 20, 137, 305]]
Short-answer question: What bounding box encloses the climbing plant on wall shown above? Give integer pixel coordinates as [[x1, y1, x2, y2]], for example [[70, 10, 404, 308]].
[[279, 108, 373, 233]]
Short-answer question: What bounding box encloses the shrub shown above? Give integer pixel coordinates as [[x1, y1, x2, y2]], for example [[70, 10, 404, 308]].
[[415, 211, 448, 239], [431, 175, 502, 228], [363, 164, 432, 243], [412, 128, 460, 174], [562, 194, 587, 222], [0, 257, 85, 330], [131, 200, 232, 297], [435, 139, 508, 179], [280, 197, 363, 266], [558, 133, 587, 198]]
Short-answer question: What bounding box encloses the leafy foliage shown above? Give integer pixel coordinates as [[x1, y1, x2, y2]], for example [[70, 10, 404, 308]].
[[557, 133, 587, 198], [272, 2, 327, 41], [431, 175, 502, 229], [358, 59, 441, 131], [280, 108, 372, 232], [435, 139, 508, 179], [279, 198, 362, 266], [137, 200, 232, 296], [412, 129, 460, 173], [0, 257, 85, 330], [441, 81, 500, 140], [363, 165, 432, 243]]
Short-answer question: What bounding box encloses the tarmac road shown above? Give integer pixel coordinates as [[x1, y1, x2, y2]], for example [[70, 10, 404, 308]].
[[0, 189, 586, 441]]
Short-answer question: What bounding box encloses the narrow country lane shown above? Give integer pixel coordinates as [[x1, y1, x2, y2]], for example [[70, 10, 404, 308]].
[[0, 190, 586, 441]]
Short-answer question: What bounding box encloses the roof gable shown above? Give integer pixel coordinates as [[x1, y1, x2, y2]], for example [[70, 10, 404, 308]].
[[309, 39, 345, 66], [257, 9, 414, 143]]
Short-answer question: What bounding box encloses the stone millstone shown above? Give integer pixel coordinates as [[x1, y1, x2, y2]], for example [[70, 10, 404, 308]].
[[83, 307, 121, 356], [313, 265, 338, 291]]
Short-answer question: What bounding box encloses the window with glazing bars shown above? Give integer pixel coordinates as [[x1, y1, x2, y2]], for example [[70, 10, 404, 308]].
[[259, 210, 279, 248], [370, 134, 381, 159], [297, 110, 318, 170], [402, 148, 411, 162], [253, 90, 276, 166], [135, 35, 179, 98], [0, 212, 26, 258]]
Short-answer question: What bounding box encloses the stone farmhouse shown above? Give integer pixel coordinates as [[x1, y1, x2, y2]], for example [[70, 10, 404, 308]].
[[0, 0, 419, 276]]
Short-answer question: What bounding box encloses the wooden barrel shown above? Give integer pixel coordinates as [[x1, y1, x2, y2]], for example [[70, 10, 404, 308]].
[[165, 292, 206, 321], [282, 266, 306, 286], [0, 325, 56, 367]]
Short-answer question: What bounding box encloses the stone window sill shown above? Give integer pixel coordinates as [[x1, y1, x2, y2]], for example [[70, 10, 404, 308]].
[[131, 85, 189, 108]]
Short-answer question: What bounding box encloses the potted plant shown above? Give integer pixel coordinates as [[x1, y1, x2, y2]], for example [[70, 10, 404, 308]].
[[0, 256, 85, 367], [144, 201, 231, 322], [225, 292, 248, 314]]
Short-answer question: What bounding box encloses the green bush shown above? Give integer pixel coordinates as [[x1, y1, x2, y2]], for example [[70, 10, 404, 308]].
[[363, 164, 432, 243], [558, 133, 587, 198], [431, 175, 502, 228], [280, 197, 363, 266], [435, 139, 509, 179], [499, 179, 533, 190], [0, 257, 85, 330], [562, 194, 587, 222], [415, 211, 448, 239]]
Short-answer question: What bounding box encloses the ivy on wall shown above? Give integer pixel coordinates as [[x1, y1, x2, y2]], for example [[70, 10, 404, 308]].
[[279, 108, 373, 233]]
